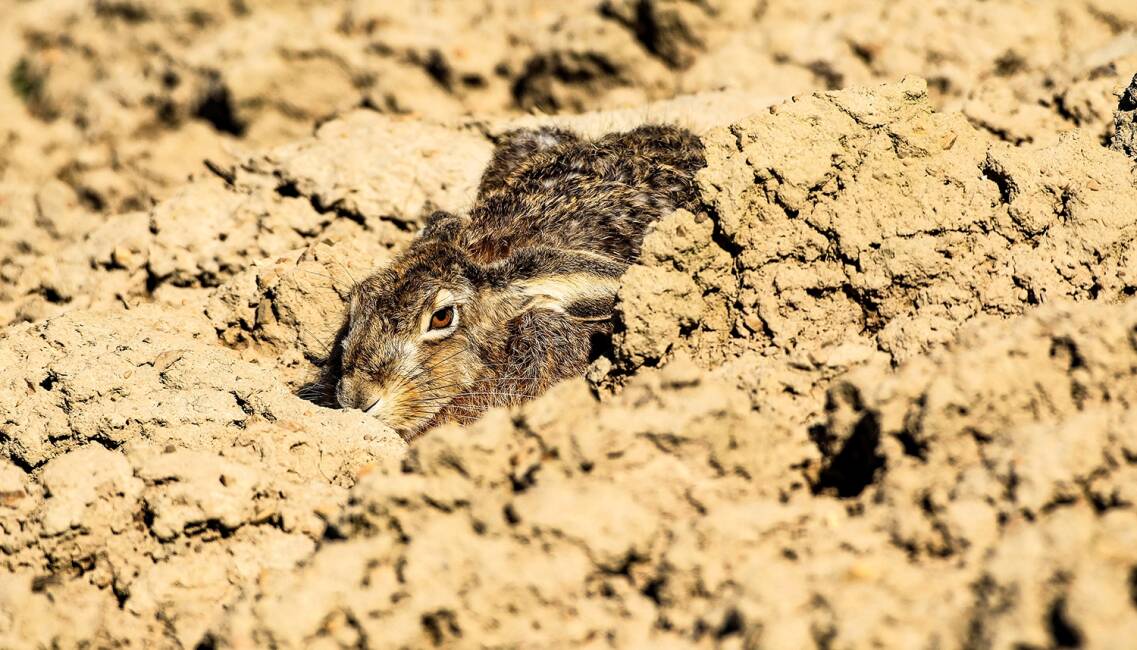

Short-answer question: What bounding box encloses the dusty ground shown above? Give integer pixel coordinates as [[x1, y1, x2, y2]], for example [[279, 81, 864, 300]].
[[2, 1, 1137, 648]]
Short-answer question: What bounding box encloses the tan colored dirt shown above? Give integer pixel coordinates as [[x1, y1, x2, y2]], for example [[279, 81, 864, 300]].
[[2, 1, 1137, 648]]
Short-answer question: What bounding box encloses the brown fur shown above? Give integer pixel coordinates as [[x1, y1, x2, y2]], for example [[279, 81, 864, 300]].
[[302, 124, 705, 439]]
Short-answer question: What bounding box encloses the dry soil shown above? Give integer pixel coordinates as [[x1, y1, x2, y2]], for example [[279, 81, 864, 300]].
[[3, 1, 1137, 648]]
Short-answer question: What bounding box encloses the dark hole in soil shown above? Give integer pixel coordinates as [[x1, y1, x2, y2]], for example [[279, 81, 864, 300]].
[[813, 412, 885, 498], [193, 80, 246, 136], [716, 608, 743, 639], [1048, 597, 1084, 648], [1129, 567, 1137, 610]]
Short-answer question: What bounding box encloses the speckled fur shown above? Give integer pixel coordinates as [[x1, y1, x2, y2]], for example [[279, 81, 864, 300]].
[[306, 124, 705, 439]]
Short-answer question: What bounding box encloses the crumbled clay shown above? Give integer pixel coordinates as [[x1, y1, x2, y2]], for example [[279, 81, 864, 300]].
[[2, 3, 1137, 646]]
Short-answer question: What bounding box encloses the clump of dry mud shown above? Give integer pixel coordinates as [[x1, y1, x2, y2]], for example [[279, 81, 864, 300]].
[[4, 1, 1137, 648], [613, 78, 1137, 429]]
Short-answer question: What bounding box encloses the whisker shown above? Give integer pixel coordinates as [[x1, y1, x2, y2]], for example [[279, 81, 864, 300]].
[[446, 391, 533, 400], [331, 259, 357, 285], [416, 375, 537, 392], [290, 319, 334, 355], [395, 348, 468, 388], [301, 270, 337, 283]]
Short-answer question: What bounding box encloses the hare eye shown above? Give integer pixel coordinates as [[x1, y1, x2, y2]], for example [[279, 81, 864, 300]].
[[429, 305, 456, 330]]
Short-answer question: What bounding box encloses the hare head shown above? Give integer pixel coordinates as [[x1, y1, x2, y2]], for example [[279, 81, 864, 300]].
[[334, 214, 621, 438]]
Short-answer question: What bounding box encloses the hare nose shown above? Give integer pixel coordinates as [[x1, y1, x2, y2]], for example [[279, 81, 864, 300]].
[[336, 376, 385, 413], [364, 396, 385, 415], [335, 379, 352, 408]]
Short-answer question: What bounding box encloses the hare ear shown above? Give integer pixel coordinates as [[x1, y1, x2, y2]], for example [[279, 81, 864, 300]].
[[513, 273, 620, 321], [478, 127, 581, 198], [420, 211, 465, 242], [495, 248, 625, 322]]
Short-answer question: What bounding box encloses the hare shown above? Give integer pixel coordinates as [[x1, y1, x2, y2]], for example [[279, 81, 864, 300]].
[[313, 124, 705, 438]]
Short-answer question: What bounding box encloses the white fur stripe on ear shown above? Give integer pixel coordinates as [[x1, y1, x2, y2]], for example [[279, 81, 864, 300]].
[[513, 272, 621, 317]]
